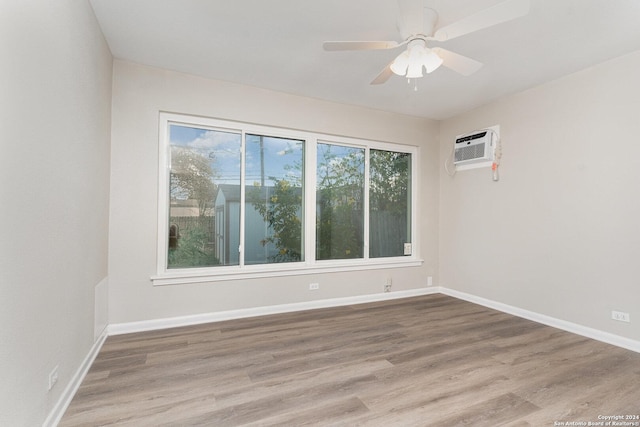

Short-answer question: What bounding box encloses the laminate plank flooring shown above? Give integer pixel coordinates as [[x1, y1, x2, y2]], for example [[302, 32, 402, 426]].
[[60, 295, 640, 426]]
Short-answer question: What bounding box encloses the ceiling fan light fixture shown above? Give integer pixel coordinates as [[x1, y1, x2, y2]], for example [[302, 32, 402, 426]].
[[390, 50, 409, 76], [405, 42, 424, 78], [423, 48, 444, 73], [392, 39, 441, 79], [406, 60, 423, 79]]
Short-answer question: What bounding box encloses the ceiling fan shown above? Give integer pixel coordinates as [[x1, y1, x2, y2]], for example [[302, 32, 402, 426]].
[[323, 0, 530, 85]]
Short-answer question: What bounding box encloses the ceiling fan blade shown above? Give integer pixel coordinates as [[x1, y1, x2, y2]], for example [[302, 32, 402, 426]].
[[323, 41, 399, 51], [398, 0, 439, 39], [370, 63, 395, 85], [397, 0, 424, 39], [432, 48, 483, 76], [433, 0, 530, 42]]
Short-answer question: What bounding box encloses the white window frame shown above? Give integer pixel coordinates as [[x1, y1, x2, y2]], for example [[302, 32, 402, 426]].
[[153, 112, 422, 286]]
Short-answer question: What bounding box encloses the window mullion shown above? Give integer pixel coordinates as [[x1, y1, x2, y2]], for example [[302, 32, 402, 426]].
[[305, 137, 317, 265], [410, 150, 417, 256], [239, 131, 246, 267], [158, 116, 171, 273], [364, 147, 370, 261]]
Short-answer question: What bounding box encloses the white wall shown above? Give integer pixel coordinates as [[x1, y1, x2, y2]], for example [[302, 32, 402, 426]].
[[7, 6, 638, 423], [0, 1, 112, 425], [108, 61, 439, 324], [439, 50, 640, 341]]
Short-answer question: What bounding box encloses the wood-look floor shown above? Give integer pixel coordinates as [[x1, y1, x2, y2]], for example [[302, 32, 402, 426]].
[[60, 295, 640, 426]]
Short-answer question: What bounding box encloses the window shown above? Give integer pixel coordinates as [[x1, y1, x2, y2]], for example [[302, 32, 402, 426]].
[[168, 124, 241, 268], [156, 113, 419, 284], [369, 149, 411, 258], [244, 134, 304, 265], [316, 143, 365, 260]]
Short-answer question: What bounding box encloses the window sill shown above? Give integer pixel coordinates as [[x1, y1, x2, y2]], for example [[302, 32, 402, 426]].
[[151, 258, 424, 286]]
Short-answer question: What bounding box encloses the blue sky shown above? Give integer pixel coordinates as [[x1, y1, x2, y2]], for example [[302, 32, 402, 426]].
[[170, 124, 303, 186]]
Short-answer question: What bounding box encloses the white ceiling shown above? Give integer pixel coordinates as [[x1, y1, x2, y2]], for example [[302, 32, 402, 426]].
[[90, 0, 640, 120]]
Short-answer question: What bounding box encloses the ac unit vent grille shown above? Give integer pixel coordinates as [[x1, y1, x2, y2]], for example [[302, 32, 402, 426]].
[[455, 143, 486, 162]]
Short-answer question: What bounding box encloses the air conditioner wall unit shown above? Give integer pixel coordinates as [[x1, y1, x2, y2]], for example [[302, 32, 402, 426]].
[[454, 130, 494, 167]]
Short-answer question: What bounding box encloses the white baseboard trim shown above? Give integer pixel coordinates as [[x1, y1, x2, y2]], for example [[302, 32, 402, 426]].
[[108, 287, 438, 336], [43, 326, 108, 427], [108, 287, 639, 353], [438, 287, 640, 354]]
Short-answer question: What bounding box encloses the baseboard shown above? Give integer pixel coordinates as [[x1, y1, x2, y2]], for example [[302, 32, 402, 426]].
[[43, 326, 108, 427], [108, 286, 639, 353], [108, 287, 438, 335], [438, 287, 640, 354]]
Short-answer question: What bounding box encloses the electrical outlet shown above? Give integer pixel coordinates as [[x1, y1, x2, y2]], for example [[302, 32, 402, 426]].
[[403, 243, 412, 256], [384, 277, 392, 292], [48, 365, 59, 391], [427, 276, 433, 287], [611, 310, 630, 323], [309, 283, 319, 290]]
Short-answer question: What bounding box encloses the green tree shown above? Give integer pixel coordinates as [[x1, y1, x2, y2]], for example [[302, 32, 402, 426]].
[[168, 225, 219, 268], [168, 147, 218, 268], [369, 150, 410, 213], [369, 150, 410, 257], [316, 145, 365, 260], [249, 146, 409, 261], [251, 179, 302, 262], [170, 147, 217, 216]]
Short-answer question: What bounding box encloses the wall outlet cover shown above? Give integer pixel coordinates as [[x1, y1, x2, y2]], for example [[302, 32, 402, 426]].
[[403, 243, 412, 256], [611, 310, 630, 323]]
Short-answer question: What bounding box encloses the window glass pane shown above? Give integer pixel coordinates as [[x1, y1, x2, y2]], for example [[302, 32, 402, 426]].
[[245, 134, 304, 264], [369, 150, 411, 258], [316, 143, 365, 260], [168, 124, 241, 268]]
